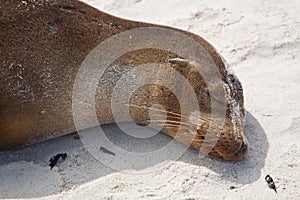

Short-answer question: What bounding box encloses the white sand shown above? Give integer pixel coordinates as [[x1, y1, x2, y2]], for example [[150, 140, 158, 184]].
[[1, 0, 299, 199]]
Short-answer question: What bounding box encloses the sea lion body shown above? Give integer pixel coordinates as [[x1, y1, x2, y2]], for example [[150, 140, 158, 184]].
[[0, 0, 248, 160]]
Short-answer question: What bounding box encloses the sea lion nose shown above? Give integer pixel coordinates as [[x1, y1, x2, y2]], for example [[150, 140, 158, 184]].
[[233, 141, 248, 159]]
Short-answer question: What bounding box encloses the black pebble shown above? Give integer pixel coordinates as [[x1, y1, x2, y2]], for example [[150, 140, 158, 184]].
[[265, 174, 277, 193], [49, 153, 67, 170]]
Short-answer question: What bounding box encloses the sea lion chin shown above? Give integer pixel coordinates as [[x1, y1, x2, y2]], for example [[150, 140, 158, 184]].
[[0, 0, 248, 160]]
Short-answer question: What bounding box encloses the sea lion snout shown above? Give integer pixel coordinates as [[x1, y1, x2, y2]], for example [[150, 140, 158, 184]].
[[193, 119, 248, 160]]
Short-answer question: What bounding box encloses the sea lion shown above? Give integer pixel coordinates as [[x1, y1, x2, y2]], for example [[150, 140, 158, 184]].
[[0, 0, 248, 160]]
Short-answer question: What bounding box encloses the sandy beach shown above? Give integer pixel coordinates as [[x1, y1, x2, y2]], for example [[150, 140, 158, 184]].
[[0, 0, 299, 199]]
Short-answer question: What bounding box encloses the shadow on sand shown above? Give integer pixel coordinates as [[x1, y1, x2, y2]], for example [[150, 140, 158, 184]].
[[0, 111, 268, 198]]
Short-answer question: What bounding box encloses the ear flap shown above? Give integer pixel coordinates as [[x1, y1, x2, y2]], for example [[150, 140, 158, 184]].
[[168, 58, 189, 67]]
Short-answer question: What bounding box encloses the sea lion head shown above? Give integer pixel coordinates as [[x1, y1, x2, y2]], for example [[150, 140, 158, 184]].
[[124, 53, 248, 161], [168, 58, 248, 161], [167, 58, 248, 161]]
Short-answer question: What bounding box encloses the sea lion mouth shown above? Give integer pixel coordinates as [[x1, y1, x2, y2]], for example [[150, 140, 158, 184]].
[[208, 140, 249, 161]]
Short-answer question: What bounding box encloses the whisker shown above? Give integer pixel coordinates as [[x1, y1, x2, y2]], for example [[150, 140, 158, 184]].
[[141, 111, 201, 127], [148, 113, 182, 121], [152, 117, 221, 133], [124, 103, 185, 119], [149, 119, 197, 128], [155, 122, 221, 141], [124, 103, 224, 131], [126, 86, 224, 126], [149, 113, 222, 132], [125, 102, 212, 127]]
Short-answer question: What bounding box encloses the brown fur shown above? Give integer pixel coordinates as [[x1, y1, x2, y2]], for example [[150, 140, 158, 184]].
[[0, 0, 247, 160]]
